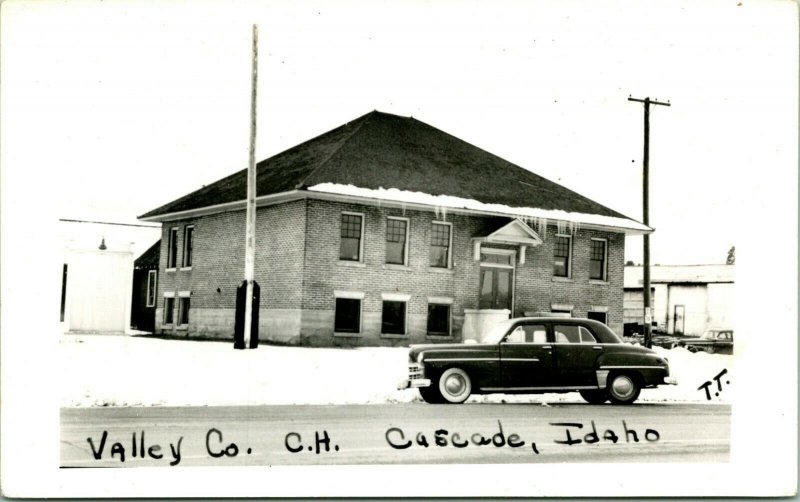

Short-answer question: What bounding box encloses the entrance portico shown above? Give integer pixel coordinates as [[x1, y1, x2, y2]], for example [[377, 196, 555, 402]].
[[464, 219, 544, 342]]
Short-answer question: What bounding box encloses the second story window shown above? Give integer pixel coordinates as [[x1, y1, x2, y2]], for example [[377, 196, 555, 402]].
[[553, 235, 571, 277], [183, 226, 194, 268], [339, 213, 363, 261], [590, 238, 607, 280], [430, 222, 451, 268], [386, 217, 408, 265], [167, 228, 179, 269]]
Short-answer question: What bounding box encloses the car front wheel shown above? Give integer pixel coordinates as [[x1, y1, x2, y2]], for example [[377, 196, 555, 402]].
[[438, 367, 472, 404], [607, 373, 641, 405], [418, 386, 444, 404], [579, 389, 608, 404]]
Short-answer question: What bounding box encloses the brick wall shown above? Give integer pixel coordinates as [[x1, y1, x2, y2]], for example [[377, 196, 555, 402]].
[[155, 200, 307, 338], [300, 199, 625, 345], [154, 197, 626, 343]]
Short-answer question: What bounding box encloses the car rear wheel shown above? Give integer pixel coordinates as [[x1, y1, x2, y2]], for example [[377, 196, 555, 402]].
[[579, 389, 608, 404], [438, 367, 472, 404], [607, 373, 641, 405]]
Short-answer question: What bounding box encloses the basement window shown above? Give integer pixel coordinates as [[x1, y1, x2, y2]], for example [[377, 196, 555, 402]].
[[427, 304, 451, 336], [164, 296, 175, 325], [334, 297, 361, 333], [178, 296, 190, 327], [382, 300, 407, 335]]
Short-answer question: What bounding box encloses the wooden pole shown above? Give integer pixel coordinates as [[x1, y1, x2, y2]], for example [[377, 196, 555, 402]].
[[244, 25, 258, 348], [628, 96, 669, 348]]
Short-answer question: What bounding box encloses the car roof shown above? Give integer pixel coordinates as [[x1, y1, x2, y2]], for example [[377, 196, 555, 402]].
[[508, 317, 621, 343]]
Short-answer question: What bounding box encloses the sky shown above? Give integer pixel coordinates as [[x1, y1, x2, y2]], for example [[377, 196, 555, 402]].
[[1, 0, 797, 265]]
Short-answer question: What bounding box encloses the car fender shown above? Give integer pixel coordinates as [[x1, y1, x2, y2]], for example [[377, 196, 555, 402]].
[[595, 351, 669, 387]]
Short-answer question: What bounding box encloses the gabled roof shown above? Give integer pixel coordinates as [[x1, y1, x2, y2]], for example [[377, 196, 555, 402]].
[[140, 111, 648, 233], [134, 239, 161, 269], [624, 264, 735, 288], [477, 218, 543, 247]]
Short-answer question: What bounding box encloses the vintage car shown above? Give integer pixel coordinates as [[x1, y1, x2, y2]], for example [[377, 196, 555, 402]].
[[399, 317, 676, 405], [673, 328, 733, 354]]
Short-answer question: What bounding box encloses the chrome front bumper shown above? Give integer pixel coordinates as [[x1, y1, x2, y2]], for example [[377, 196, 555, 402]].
[[664, 376, 679, 385], [398, 378, 431, 390]]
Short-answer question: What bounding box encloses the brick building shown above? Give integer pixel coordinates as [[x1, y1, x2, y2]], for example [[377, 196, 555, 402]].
[[139, 111, 651, 346]]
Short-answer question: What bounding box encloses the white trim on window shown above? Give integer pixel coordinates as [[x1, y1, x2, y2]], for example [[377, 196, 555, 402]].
[[590, 305, 609, 313], [334, 290, 365, 299], [381, 292, 411, 302], [590, 237, 608, 281], [551, 303, 574, 311], [427, 296, 454, 305], [163, 291, 175, 298], [480, 247, 517, 269], [178, 291, 191, 297], [430, 220, 453, 269], [339, 211, 365, 263], [554, 233, 572, 278], [183, 225, 195, 270], [167, 227, 179, 270], [146, 270, 157, 307], [386, 216, 410, 266]]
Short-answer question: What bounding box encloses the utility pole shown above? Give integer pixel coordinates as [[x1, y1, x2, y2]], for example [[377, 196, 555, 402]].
[[235, 24, 260, 349], [628, 96, 670, 349]]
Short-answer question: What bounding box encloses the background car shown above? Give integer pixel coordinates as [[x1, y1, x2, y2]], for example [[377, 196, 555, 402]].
[[673, 328, 733, 354], [399, 317, 675, 405]]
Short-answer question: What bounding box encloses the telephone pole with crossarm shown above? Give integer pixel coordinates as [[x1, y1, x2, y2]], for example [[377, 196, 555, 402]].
[[628, 96, 670, 349]]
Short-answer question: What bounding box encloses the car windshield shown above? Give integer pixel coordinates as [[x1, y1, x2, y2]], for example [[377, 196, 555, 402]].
[[483, 319, 519, 344], [701, 330, 719, 340]]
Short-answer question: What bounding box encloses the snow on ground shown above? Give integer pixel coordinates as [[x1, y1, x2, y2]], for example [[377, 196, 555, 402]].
[[60, 335, 732, 407]]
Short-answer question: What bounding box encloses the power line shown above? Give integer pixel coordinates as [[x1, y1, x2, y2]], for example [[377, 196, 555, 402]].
[[58, 218, 161, 229]]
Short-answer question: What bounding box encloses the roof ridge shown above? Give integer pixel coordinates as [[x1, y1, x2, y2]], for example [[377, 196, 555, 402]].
[[293, 111, 376, 190]]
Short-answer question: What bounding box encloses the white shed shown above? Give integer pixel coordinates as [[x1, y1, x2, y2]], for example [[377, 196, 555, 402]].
[[624, 264, 734, 336], [59, 220, 160, 334]]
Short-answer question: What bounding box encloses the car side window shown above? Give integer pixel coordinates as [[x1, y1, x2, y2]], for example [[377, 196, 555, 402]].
[[505, 324, 547, 343], [719, 332, 731, 340], [505, 326, 526, 343], [579, 326, 597, 343], [554, 325, 581, 344]]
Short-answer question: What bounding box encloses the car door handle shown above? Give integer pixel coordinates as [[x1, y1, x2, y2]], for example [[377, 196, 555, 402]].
[[592, 346, 603, 350], [542, 345, 552, 350]]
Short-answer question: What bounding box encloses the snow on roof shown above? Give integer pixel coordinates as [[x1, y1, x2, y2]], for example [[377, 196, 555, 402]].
[[308, 183, 652, 233], [624, 264, 735, 288]]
